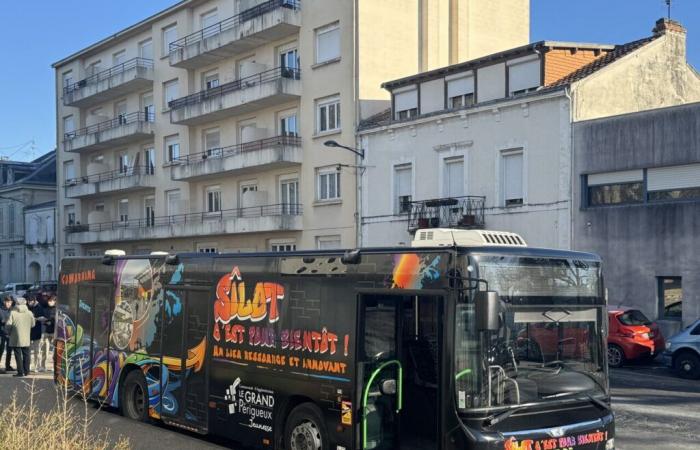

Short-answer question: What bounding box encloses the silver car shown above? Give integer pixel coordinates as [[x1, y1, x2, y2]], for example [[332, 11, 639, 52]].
[[661, 319, 700, 379]]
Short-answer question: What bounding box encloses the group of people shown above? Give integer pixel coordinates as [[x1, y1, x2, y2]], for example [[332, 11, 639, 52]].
[[0, 293, 57, 377]]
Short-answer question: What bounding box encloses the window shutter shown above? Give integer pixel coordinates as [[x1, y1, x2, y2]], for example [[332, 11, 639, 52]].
[[508, 60, 540, 93], [587, 169, 643, 186], [447, 76, 474, 99], [318, 27, 340, 62], [504, 153, 523, 201], [444, 158, 464, 197], [647, 164, 700, 191], [394, 89, 418, 112]]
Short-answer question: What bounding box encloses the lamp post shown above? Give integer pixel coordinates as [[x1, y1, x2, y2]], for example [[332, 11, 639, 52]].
[[323, 140, 366, 247]]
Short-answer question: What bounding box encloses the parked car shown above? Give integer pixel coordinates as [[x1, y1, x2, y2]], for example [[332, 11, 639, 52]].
[[607, 306, 665, 368], [2, 282, 33, 298], [661, 319, 700, 379]]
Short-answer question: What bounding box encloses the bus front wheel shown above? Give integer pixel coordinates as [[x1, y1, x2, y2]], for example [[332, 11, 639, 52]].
[[121, 370, 150, 422], [284, 403, 328, 450]]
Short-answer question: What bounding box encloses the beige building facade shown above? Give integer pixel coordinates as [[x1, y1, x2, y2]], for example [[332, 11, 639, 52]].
[[53, 0, 529, 256]]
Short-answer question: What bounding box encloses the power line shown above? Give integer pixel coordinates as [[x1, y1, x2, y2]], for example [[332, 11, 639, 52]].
[[0, 140, 33, 151]]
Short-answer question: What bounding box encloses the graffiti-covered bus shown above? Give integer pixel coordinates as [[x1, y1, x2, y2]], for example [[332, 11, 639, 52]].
[[55, 229, 614, 450]]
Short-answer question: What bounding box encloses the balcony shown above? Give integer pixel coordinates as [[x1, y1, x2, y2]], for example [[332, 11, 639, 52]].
[[169, 0, 301, 69], [170, 135, 301, 181], [64, 112, 155, 153], [63, 58, 154, 108], [407, 196, 486, 233], [64, 203, 303, 244], [64, 166, 157, 199], [169, 68, 300, 126]]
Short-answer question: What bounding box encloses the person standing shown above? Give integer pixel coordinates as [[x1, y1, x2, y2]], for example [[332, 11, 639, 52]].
[[28, 297, 45, 372], [6, 297, 35, 377], [37, 295, 57, 373], [0, 295, 15, 373]]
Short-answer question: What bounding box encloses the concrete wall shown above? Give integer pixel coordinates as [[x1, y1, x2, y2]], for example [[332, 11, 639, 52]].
[[361, 91, 571, 250], [572, 103, 700, 334]]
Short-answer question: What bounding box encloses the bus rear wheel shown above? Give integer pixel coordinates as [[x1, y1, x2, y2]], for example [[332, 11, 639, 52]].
[[121, 370, 150, 422], [284, 403, 328, 450]]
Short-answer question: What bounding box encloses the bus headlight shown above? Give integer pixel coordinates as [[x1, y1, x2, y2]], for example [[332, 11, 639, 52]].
[[606, 438, 615, 450]]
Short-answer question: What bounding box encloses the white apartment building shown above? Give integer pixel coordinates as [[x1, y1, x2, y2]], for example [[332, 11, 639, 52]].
[[24, 201, 57, 283], [359, 19, 700, 249], [53, 0, 529, 256]]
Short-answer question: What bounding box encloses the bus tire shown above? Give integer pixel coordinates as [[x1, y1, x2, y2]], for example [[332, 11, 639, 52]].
[[284, 403, 328, 450], [120, 370, 150, 422]]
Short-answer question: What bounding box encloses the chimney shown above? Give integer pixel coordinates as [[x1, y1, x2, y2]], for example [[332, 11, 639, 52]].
[[652, 18, 687, 59], [652, 18, 686, 36]]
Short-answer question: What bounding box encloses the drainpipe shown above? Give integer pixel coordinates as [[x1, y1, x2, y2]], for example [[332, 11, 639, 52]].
[[565, 86, 574, 250]]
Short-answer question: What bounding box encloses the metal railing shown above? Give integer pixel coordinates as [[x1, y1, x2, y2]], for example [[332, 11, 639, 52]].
[[169, 0, 300, 52], [168, 67, 300, 110], [63, 58, 154, 95], [407, 196, 486, 232], [64, 165, 155, 187], [173, 135, 301, 164], [64, 111, 154, 141], [64, 203, 303, 233]]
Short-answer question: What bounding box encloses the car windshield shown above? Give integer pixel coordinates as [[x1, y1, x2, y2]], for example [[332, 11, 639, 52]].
[[17, 284, 32, 291], [618, 309, 651, 326], [454, 255, 607, 412]]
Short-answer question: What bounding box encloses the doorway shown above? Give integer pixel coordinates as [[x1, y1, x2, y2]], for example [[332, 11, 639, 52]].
[[359, 294, 441, 450]]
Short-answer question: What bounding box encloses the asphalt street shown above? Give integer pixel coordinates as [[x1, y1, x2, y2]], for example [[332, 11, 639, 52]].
[[0, 363, 697, 450]]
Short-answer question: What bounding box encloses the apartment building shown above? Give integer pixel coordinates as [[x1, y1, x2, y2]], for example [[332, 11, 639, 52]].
[[53, 0, 529, 256], [359, 19, 700, 251]]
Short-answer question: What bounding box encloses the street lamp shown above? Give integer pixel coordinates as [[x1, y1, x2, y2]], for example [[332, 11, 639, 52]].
[[323, 140, 365, 159]]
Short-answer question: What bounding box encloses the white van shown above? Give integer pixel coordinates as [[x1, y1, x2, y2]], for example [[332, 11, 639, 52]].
[[3, 282, 32, 297]]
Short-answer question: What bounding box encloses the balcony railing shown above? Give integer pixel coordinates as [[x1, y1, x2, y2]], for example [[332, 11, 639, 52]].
[[64, 111, 154, 141], [168, 67, 300, 111], [65, 203, 303, 233], [63, 58, 154, 96], [407, 196, 486, 232], [64, 165, 155, 187], [169, 0, 300, 53], [173, 135, 301, 164]]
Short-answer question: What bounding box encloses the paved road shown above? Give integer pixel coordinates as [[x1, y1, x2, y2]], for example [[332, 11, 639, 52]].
[[1, 364, 698, 449], [610, 363, 700, 450]]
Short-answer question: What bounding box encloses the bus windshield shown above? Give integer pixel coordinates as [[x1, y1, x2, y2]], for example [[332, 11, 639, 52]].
[[454, 254, 607, 412]]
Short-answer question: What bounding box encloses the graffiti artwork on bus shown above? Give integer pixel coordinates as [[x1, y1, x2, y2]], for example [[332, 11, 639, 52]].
[[389, 253, 442, 289], [212, 266, 351, 380], [55, 260, 206, 419]]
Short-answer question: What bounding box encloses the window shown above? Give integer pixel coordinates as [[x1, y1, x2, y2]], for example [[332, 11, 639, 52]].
[[203, 70, 219, 90], [317, 96, 341, 133], [64, 248, 76, 257], [280, 47, 300, 79], [444, 157, 465, 198], [118, 154, 130, 175], [118, 199, 129, 223], [7, 204, 13, 236], [63, 161, 76, 183], [162, 24, 178, 56], [87, 249, 102, 257], [115, 100, 127, 124], [163, 79, 179, 109], [447, 75, 475, 108], [141, 92, 154, 121], [316, 235, 342, 250], [198, 247, 218, 254], [144, 147, 155, 175], [63, 115, 75, 137], [280, 178, 299, 214], [508, 58, 540, 96], [87, 60, 102, 76], [271, 240, 297, 252], [166, 190, 181, 216], [316, 23, 340, 64], [112, 50, 126, 66], [280, 112, 298, 137], [139, 39, 153, 60], [394, 88, 418, 120], [65, 206, 76, 226], [502, 151, 524, 206], [201, 10, 218, 29], [0, 208, 3, 236], [144, 196, 155, 227], [62, 70, 73, 88], [165, 135, 180, 162], [586, 170, 644, 207], [204, 128, 221, 156], [206, 186, 222, 213], [394, 163, 412, 214], [95, 203, 105, 212], [647, 163, 700, 202], [658, 277, 682, 321], [317, 167, 341, 201]]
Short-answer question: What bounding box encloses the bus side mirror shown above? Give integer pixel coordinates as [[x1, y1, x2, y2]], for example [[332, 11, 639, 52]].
[[476, 291, 501, 331]]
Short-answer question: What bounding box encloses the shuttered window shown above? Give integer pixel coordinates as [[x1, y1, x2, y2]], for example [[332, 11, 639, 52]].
[[444, 157, 465, 198], [503, 152, 524, 206], [394, 88, 418, 119], [394, 164, 412, 213], [647, 163, 700, 201], [447, 75, 475, 108], [508, 59, 540, 95]]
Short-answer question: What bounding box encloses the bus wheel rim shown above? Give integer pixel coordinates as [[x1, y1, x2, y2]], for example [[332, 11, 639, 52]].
[[608, 347, 621, 366], [132, 384, 145, 416], [290, 421, 322, 450]]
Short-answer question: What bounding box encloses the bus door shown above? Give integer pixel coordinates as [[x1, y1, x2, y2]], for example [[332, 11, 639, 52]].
[[160, 286, 210, 433], [91, 284, 113, 401], [72, 284, 96, 395], [359, 294, 442, 450]]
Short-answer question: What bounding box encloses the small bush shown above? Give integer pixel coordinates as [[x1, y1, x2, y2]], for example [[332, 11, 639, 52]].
[[0, 379, 130, 450]]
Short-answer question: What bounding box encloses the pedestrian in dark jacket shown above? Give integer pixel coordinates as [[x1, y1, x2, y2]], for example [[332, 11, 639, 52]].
[[6, 297, 35, 377], [0, 295, 14, 373], [28, 297, 45, 372], [37, 295, 57, 372]]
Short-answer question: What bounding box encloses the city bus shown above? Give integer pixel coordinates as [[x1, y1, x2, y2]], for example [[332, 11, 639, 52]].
[[55, 229, 614, 450]]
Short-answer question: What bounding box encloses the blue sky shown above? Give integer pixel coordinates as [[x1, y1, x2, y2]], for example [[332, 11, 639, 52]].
[[1, 0, 698, 161]]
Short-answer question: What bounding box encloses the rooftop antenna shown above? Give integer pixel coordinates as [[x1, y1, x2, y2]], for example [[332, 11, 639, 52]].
[[666, 0, 672, 20]]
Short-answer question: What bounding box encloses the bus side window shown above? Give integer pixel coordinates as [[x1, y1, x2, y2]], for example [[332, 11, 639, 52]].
[[363, 297, 396, 361]]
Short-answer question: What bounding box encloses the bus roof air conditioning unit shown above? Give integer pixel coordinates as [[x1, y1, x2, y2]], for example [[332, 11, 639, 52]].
[[411, 228, 527, 248], [104, 249, 126, 256]]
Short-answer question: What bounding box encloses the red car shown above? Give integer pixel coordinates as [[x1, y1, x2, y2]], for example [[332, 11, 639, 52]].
[[607, 307, 665, 368]]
